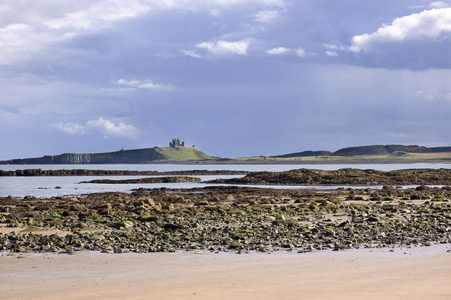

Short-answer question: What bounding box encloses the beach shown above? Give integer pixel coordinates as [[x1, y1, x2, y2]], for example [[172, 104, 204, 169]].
[[1, 245, 450, 300], [1, 168, 451, 299]]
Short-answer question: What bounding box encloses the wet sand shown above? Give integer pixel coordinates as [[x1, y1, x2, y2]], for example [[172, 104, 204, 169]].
[[1, 245, 450, 300]]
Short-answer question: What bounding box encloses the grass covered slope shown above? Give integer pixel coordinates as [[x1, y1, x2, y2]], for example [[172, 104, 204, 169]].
[[1, 143, 450, 164], [251, 145, 451, 164], [153, 147, 213, 161], [0, 146, 213, 164]]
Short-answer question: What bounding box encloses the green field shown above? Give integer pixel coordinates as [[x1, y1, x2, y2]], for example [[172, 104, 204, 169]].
[[232, 152, 451, 164]]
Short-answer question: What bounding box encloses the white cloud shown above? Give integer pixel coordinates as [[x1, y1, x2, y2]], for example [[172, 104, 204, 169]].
[[0, 0, 288, 65], [295, 47, 306, 57], [116, 78, 174, 91], [55, 117, 139, 138], [350, 8, 451, 52], [43, 1, 150, 29], [87, 117, 139, 138], [55, 122, 87, 135], [323, 44, 342, 57], [195, 40, 249, 56], [156, 0, 287, 10], [415, 86, 451, 101], [324, 43, 346, 51], [0, 23, 43, 65], [182, 49, 202, 58], [255, 10, 279, 23], [325, 51, 338, 57], [429, 2, 450, 8], [267, 47, 288, 55]]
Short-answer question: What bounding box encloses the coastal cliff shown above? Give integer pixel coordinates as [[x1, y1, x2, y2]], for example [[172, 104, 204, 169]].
[[1, 144, 451, 164], [0, 147, 212, 164]]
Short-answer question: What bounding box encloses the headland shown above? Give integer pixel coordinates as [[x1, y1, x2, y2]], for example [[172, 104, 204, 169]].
[[1, 141, 451, 164]]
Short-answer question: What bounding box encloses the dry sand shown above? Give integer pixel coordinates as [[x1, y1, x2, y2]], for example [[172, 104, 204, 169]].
[[1, 245, 450, 300]]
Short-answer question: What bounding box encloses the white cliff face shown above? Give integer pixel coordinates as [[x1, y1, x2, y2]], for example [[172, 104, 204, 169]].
[[59, 154, 92, 164]]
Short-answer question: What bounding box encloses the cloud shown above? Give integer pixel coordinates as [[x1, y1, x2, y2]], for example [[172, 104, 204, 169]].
[[255, 10, 279, 23], [54, 122, 87, 135], [195, 40, 250, 57], [266, 46, 312, 57], [181, 49, 202, 58], [163, 0, 287, 9], [55, 117, 139, 138], [116, 78, 174, 91], [267, 47, 289, 55], [323, 44, 345, 57], [350, 8, 451, 52], [325, 51, 338, 57], [0, 23, 45, 65], [0, 0, 285, 65], [43, 1, 151, 29], [295, 47, 306, 57], [87, 117, 139, 138], [429, 2, 450, 8], [416, 90, 435, 101]]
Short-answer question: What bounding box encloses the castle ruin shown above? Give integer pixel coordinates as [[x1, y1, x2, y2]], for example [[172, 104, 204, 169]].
[[169, 138, 185, 148]]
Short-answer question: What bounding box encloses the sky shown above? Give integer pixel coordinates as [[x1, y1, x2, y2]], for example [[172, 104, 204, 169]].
[[1, 0, 451, 160]]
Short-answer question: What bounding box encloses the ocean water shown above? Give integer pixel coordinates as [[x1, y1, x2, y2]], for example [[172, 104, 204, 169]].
[[0, 163, 449, 198]]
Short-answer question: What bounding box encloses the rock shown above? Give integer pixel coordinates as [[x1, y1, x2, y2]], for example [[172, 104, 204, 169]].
[[229, 241, 243, 249], [163, 223, 183, 231], [108, 221, 133, 229], [78, 222, 89, 229], [140, 215, 159, 222], [333, 243, 349, 251]]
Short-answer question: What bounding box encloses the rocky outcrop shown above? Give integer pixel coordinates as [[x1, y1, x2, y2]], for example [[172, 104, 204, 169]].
[[80, 176, 202, 184], [0, 169, 248, 176], [1, 185, 450, 253], [208, 168, 451, 186]]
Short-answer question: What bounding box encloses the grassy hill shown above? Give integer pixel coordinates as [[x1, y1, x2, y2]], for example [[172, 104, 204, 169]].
[[153, 147, 213, 161], [1, 144, 450, 165], [234, 145, 451, 164], [332, 145, 451, 156], [0, 146, 213, 164], [271, 151, 333, 158]]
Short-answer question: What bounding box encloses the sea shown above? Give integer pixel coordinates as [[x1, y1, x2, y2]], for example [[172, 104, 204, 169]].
[[0, 163, 449, 198]]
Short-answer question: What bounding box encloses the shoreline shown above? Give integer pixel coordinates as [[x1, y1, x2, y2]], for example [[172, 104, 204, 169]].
[[1, 244, 450, 299], [1, 168, 451, 299], [2, 159, 451, 165]]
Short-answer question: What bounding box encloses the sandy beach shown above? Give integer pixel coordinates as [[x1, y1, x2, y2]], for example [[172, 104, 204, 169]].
[[1, 245, 450, 300]]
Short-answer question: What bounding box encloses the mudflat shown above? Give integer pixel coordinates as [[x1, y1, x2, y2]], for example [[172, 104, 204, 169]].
[[1, 245, 450, 300]]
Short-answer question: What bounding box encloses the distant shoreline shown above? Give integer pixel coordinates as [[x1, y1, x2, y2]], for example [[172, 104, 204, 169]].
[[147, 159, 451, 165], [1, 144, 450, 165], [2, 159, 450, 165]]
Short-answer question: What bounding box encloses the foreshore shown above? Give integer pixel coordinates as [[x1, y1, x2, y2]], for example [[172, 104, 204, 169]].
[[1, 168, 451, 299], [1, 245, 450, 300]]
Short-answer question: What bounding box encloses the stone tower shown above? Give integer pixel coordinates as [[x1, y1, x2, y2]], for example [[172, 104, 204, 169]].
[[169, 138, 185, 148]]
